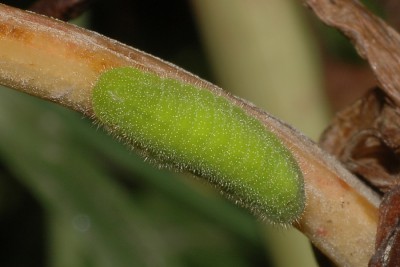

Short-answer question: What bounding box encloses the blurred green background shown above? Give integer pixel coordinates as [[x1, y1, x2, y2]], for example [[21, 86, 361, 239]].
[[0, 0, 391, 266]]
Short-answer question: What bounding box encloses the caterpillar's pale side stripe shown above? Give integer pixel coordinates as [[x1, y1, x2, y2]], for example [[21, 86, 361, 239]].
[[92, 67, 305, 224]]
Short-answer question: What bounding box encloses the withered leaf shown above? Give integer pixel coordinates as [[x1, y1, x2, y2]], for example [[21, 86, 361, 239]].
[[320, 88, 400, 193], [369, 185, 400, 267], [304, 0, 400, 107]]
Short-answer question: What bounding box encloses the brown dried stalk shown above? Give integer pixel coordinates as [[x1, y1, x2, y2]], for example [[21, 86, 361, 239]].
[[0, 4, 379, 266]]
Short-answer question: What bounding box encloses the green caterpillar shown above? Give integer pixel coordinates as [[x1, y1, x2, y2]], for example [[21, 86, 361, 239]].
[[92, 67, 305, 224]]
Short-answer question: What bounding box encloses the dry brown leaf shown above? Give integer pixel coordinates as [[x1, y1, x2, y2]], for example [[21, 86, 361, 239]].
[[304, 0, 400, 106], [369, 185, 400, 267], [320, 88, 400, 193]]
